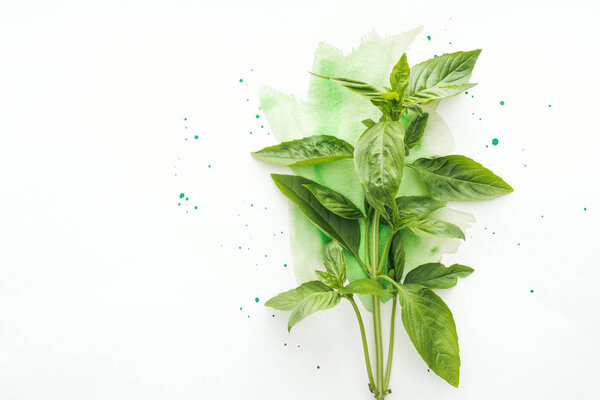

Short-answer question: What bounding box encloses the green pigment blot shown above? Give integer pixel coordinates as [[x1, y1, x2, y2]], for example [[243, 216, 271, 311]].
[[256, 114, 260, 118], [194, 135, 198, 139], [427, 35, 431, 40], [530, 289, 534, 293], [492, 138, 499, 146], [500, 100, 505, 105], [179, 193, 184, 198], [316, 366, 320, 370], [239, 78, 243, 83], [255, 297, 260, 303]]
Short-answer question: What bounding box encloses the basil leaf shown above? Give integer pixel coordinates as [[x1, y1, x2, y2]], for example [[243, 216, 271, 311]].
[[405, 112, 429, 148], [404, 83, 477, 104], [323, 240, 347, 283], [251, 135, 354, 167], [265, 281, 332, 311], [408, 155, 514, 201], [398, 285, 460, 387], [354, 121, 405, 216], [390, 53, 410, 99], [309, 72, 385, 102], [405, 49, 481, 104], [288, 291, 341, 331], [404, 263, 474, 288], [271, 174, 361, 256], [395, 196, 445, 217], [315, 270, 341, 289], [404, 218, 465, 239], [362, 118, 376, 128], [303, 182, 364, 219], [388, 231, 406, 282], [342, 279, 391, 295]]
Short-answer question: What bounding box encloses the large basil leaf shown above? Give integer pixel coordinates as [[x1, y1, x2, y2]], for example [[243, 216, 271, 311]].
[[408, 155, 514, 201], [288, 291, 341, 331], [342, 279, 391, 295], [398, 285, 460, 387], [354, 121, 405, 215], [323, 240, 347, 283], [251, 135, 354, 167], [405, 112, 429, 148], [265, 281, 332, 311], [405, 49, 481, 104], [404, 218, 465, 239], [388, 231, 406, 282], [309, 72, 385, 102], [404, 263, 474, 288], [304, 182, 364, 219], [390, 53, 410, 99], [271, 174, 361, 257], [396, 196, 445, 217]]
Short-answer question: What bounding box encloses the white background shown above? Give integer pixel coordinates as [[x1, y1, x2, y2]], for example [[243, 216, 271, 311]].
[[1, 1, 599, 399]]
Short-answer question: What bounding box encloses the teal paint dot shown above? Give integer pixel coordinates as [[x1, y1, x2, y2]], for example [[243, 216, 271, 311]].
[[255, 114, 260, 118], [500, 100, 505, 105], [185, 197, 189, 201], [584, 207, 587, 211], [250, 204, 254, 207], [179, 193, 185, 198], [530, 289, 534, 293], [194, 135, 198, 139], [548, 104, 552, 108], [316, 366, 320, 370], [427, 35, 431, 40], [517, 242, 521, 246], [249, 131, 253, 135], [194, 206, 198, 210], [272, 314, 275, 317], [283, 263, 287, 267], [433, 54, 438, 57], [465, 91, 469, 95], [492, 138, 499, 146], [238, 246, 242, 249], [255, 297, 260, 303], [284, 343, 287, 346], [184, 117, 187, 121], [240, 307, 242, 310], [239, 78, 243, 83], [208, 165, 211, 168]]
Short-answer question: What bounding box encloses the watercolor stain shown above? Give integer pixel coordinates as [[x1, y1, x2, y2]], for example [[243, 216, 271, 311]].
[[492, 138, 499, 146], [255, 297, 260, 303], [530, 289, 534, 293], [179, 193, 185, 199], [500, 100, 505, 106], [427, 35, 431, 40]]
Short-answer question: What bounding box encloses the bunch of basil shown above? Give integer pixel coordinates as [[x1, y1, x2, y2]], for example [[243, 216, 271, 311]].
[[251, 49, 512, 400]]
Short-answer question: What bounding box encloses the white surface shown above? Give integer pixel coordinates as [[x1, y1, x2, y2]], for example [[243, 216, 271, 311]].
[[1, 1, 599, 399]]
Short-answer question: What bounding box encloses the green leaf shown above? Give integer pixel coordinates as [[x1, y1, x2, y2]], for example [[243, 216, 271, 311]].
[[390, 53, 410, 99], [288, 291, 341, 331], [388, 231, 406, 282], [271, 174, 361, 256], [408, 155, 514, 201], [404, 218, 465, 239], [404, 83, 477, 104], [395, 196, 445, 217], [265, 281, 332, 311], [251, 135, 354, 167], [342, 279, 391, 295], [405, 49, 481, 104], [398, 285, 460, 387], [362, 118, 376, 128], [315, 270, 341, 289], [404, 263, 474, 289], [309, 72, 385, 102], [405, 112, 429, 148], [323, 240, 347, 283], [354, 121, 405, 216], [303, 182, 364, 219]]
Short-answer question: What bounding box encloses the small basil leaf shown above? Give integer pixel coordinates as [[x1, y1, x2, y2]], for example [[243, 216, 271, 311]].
[[271, 174, 361, 257], [395, 196, 445, 218], [405, 112, 429, 148], [388, 232, 406, 282], [342, 279, 391, 295], [408, 155, 514, 201], [404, 218, 465, 240], [315, 270, 341, 289], [406, 49, 481, 104], [265, 281, 332, 311], [398, 285, 460, 387], [288, 291, 341, 332], [303, 182, 364, 219], [323, 240, 347, 283], [390, 53, 410, 99], [404, 263, 474, 289], [362, 118, 376, 128], [354, 121, 405, 216], [251, 135, 354, 167], [309, 72, 385, 102]]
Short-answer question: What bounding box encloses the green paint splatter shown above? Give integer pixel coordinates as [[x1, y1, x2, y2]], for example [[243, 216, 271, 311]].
[[548, 104, 552, 108], [316, 365, 320, 370], [179, 193, 185, 198], [427, 35, 431, 40], [530, 289, 534, 293], [194, 135, 198, 139], [255, 297, 260, 303], [492, 138, 499, 146], [259, 29, 475, 309], [584, 207, 587, 211], [255, 114, 260, 118], [184, 117, 187, 121], [239, 78, 243, 83], [500, 100, 505, 106], [208, 165, 211, 168]]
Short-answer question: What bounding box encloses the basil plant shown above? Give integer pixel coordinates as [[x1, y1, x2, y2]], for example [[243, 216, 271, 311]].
[[251, 49, 512, 400]]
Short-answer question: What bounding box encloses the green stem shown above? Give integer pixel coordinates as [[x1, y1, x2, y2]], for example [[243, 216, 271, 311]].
[[348, 297, 375, 389], [377, 275, 403, 292], [384, 296, 397, 391], [370, 211, 384, 396], [376, 230, 397, 275]]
